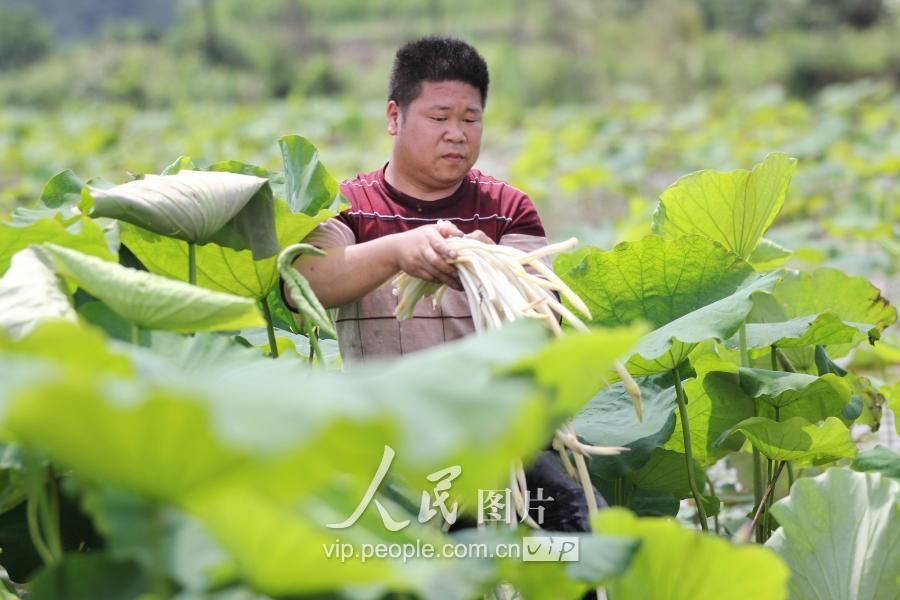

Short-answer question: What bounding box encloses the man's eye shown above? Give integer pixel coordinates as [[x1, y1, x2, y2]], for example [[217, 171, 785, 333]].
[[431, 117, 447, 122], [464, 119, 480, 124]]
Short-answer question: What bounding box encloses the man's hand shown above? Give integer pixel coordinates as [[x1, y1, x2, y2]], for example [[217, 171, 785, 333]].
[[393, 222, 465, 290]]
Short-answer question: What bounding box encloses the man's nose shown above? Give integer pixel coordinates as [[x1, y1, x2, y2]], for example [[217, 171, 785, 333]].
[[443, 122, 465, 142]]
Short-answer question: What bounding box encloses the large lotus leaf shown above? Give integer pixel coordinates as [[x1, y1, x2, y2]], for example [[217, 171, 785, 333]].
[[596, 508, 789, 600], [39, 244, 265, 332], [0, 248, 76, 339], [81, 486, 235, 592], [185, 487, 403, 595], [555, 234, 778, 374], [279, 135, 343, 215], [0, 321, 132, 378], [622, 488, 680, 517], [508, 324, 647, 417], [652, 153, 797, 260], [629, 270, 781, 374], [0, 214, 114, 275], [736, 368, 852, 422], [0, 322, 642, 596], [1, 374, 251, 500], [718, 416, 856, 465], [0, 323, 644, 596], [120, 199, 335, 298], [627, 448, 707, 500], [2, 321, 636, 505], [737, 311, 882, 352], [555, 235, 754, 329], [87, 170, 278, 259], [663, 369, 756, 467], [768, 268, 896, 333], [739, 268, 897, 369], [573, 379, 677, 479], [765, 469, 899, 600], [189, 487, 638, 598]]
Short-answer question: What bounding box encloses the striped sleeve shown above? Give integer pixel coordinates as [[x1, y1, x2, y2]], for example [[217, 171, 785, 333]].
[[280, 216, 356, 313], [500, 194, 546, 238], [304, 214, 356, 248]]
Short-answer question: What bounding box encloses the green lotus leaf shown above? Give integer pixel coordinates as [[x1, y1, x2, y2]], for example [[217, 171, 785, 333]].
[[737, 311, 881, 352], [38, 169, 86, 209], [190, 486, 639, 599], [738, 268, 897, 370], [748, 237, 793, 271], [508, 323, 647, 416], [766, 468, 900, 600], [735, 368, 852, 422], [596, 508, 789, 600], [573, 379, 676, 479], [120, 199, 334, 299], [771, 267, 895, 332], [87, 170, 278, 259], [653, 153, 797, 260], [0, 321, 133, 378], [0, 321, 640, 596], [279, 135, 343, 215], [852, 446, 900, 479], [718, 416, 856, 465], [3, 321, 634, 502], [629, 270, 781, 373], [81, 486, 236, 592], [663, 370, 755, 467], [40, 243, 264, 332], [556, 235, 753, 329], [556, 234, 780, 374], [27, 554, 151, 600], [0, 248, 76, 339], [185, 487, 401, 596], [0, 214, 114, 275], [627, 448, 707, 501]]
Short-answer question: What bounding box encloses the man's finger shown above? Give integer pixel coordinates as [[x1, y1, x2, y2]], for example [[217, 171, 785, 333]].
[[424, 247, 458, 278], [436, 220, 464, 239], [428, 233, 458, 260], [419, 260, 459, 289]]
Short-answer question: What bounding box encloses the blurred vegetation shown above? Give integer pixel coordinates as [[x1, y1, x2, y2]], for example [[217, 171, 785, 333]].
[[0, 6, 52, 70], [0, 0, 898, 109], [1, 0, 899, 265]]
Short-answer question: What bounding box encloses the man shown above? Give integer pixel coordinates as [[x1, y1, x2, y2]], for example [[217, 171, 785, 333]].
[[288, 36, 550, 362], [287, 37, 605, 536]]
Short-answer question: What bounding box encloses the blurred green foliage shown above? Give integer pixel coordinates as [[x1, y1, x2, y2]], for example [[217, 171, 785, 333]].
[[0, 6, 52, 70], [1, 0, 899, 107], [0, 0, 898, 299]]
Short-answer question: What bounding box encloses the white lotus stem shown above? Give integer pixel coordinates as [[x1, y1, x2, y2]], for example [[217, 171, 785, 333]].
[[391, 234, 591, 334]]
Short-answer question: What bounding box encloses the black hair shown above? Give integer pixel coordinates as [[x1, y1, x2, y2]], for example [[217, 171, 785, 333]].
[[389, 36, 489, 109]]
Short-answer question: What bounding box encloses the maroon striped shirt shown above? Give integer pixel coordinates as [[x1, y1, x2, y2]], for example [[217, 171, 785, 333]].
[[302, 165, 550, 363]]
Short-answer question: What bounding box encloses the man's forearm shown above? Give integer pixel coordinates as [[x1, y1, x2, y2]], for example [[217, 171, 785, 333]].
[[290, 235, 402, 309]]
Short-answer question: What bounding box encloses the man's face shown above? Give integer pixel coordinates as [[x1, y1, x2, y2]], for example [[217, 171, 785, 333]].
[[387, 80, 483, 196]]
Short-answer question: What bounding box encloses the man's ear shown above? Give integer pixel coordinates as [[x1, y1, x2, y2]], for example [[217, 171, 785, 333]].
[[386, 100, 400, 136]]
